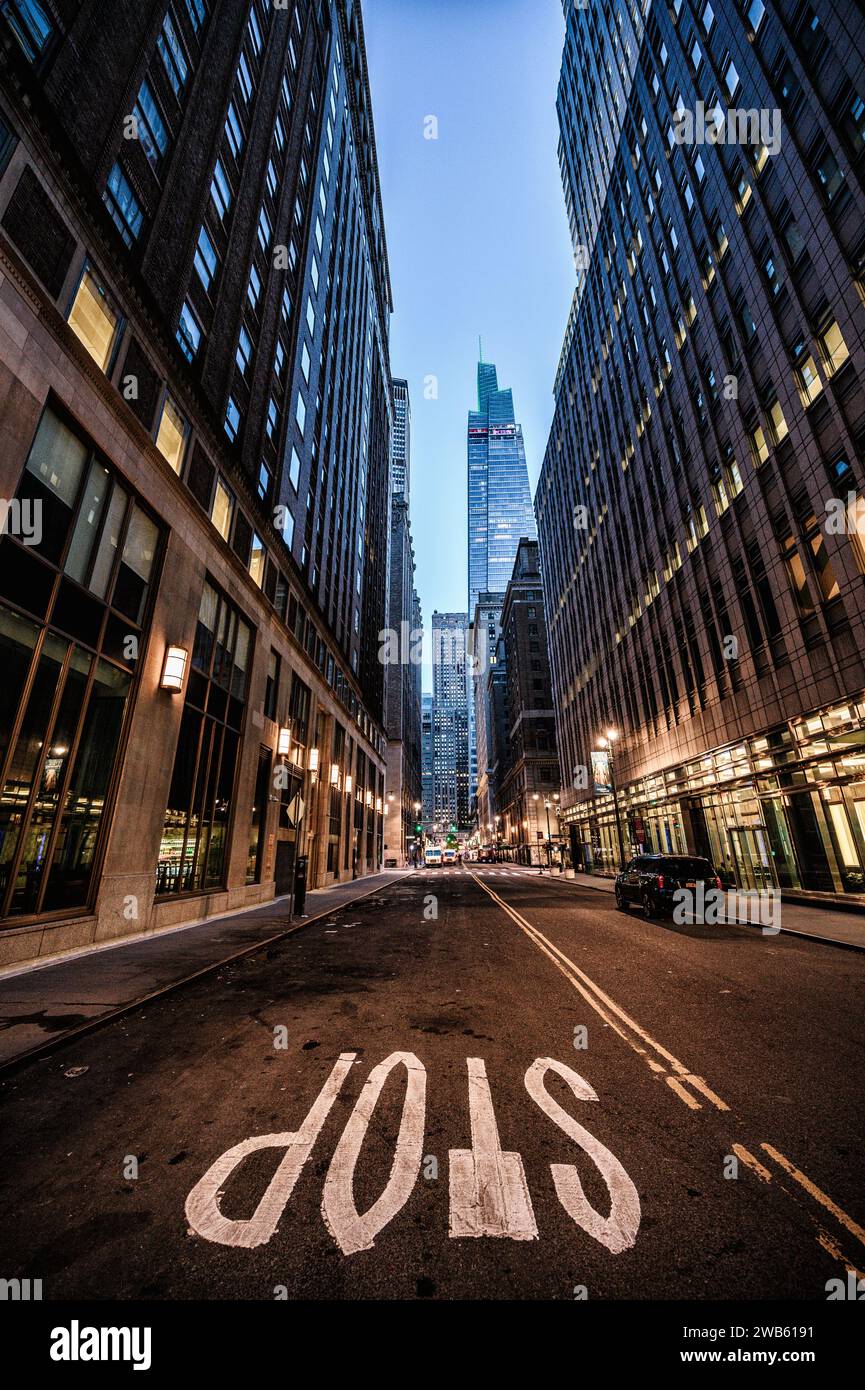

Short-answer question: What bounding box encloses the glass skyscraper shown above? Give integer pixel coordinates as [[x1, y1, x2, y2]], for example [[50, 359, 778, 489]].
[[467, 356, 537, 614]]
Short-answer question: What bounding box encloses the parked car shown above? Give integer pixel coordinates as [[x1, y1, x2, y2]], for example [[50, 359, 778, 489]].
[[424, 846, 443, 868], [614, 854, 722, 919]]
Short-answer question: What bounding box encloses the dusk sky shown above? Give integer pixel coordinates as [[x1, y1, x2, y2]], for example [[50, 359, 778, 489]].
[[364, 0, 574, 682]]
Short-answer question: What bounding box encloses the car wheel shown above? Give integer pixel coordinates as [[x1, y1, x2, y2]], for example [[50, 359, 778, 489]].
[[641, 891, 656, 920], [615, 886, 629, 912]]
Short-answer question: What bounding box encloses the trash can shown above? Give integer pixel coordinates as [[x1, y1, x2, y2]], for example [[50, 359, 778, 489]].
[[294, 854, 308, 917]]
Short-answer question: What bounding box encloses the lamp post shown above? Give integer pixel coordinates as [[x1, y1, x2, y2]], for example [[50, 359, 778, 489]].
[[597, 728, 626, 872], [543, 798, 553, 867]]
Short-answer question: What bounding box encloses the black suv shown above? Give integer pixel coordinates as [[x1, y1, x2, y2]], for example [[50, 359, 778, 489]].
[[614, 854, 721, 919]]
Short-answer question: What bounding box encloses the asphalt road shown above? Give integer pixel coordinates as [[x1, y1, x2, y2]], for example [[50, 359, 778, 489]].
[[0, 867, 863, 1301]]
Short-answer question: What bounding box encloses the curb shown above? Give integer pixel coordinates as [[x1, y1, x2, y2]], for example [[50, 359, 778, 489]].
[[0, 875, 405, 1079]]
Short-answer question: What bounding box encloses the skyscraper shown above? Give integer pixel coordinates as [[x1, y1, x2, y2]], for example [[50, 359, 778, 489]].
[[470, 591, 505, 834], [537, 0, 865, 897], [421, 692, 434, 828], [431, 612, 470, 830], [467, 355, 537, 614], [383, 382, 422, 866], [0, 0, 393, 964], [391, 377, 410, 496]]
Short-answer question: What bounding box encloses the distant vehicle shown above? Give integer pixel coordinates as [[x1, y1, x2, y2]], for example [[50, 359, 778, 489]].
[[614, 854, 721, 920], [424, 846, 443, 868], [477, 848, 494, 863], [443, 847, 457, 865]]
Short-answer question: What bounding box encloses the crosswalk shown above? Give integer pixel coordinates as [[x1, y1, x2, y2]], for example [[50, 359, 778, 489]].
[[422, 864, 552, 878]]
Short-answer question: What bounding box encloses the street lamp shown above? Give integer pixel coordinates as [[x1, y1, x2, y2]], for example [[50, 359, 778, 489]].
[[597, 728, 626, 873], [543, 798, 553, 867]]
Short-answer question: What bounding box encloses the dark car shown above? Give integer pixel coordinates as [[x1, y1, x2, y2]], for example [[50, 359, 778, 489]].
[[614, 854, 722, 919]]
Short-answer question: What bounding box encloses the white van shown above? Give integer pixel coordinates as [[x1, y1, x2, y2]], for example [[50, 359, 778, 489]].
[[424, 846, 443, 867]]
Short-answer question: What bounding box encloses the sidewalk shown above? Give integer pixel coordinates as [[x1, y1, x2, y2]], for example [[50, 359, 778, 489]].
[[529, 869, 865, 951], [0, 870, 411, 1071]]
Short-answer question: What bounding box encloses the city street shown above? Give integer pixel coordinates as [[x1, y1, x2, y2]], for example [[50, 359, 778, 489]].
[[0, 869, 862, 1301]]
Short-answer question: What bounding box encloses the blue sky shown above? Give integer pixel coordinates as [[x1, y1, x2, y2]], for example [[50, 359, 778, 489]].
[[364, 0, 574, 683]]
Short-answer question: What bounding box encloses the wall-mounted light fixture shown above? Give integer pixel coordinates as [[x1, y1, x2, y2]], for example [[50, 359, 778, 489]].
[[330, 763, 340, 785], [309, 747, 320, 772], [375, 797, 382, 813], [161, 645, 188, 692], [277, 726, 291, 758], [345, 774, 353, 794], [366, 789, 373, 808]]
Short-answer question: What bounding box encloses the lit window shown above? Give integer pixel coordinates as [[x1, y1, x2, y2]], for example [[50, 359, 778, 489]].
[[821, 320, 849, 373], [194, 224, 218, 290], [104, 163, 143, 246], [1, 0, 54, 62], [768, 399, 788, 442], [211, 475, 233, 539], [158, 12, 188, 96], [67, 266, 121, 372], [796, 355, 822, 406], [249, 533, 265, 587], [750, 424, 769, 466], [177, 299, 201, 360], [156, 395, 188, 473], [224, 396, 241, 442], [134, 80, 168, 168]]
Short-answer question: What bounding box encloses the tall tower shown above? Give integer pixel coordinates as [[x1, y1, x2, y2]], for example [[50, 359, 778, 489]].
[[431, 612, 470, 830], [467, 354, 537, 614], [391, 377, 410, 497]]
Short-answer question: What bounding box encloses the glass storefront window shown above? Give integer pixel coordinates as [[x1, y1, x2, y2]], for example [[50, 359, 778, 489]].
[[157, 580, 252, 896], [0, 406, 161, 923]]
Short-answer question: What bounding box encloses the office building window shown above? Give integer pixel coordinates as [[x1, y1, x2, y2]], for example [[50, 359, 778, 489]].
[[224, 101, 244, 158], [1, 0, 54, 62], [224, 396, 241, 442], [155, 395, 188, 474], [177, 299, 201, 361], [157, 580, 252, 896], [134, 80, 169, 168], [67, 265, 122, 373], [211, 475, 233, 540], [194, 225, 218, 291], [158, 10, 188, 96], [104, 163, 143, 247], [210, 158, 232, 220]]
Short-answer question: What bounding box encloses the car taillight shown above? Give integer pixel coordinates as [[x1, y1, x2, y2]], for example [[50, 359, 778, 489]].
[[656, 874, 665, 890]]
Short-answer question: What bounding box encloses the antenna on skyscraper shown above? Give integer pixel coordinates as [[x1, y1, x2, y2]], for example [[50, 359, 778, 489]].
[[478, 335, 483, 364]]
